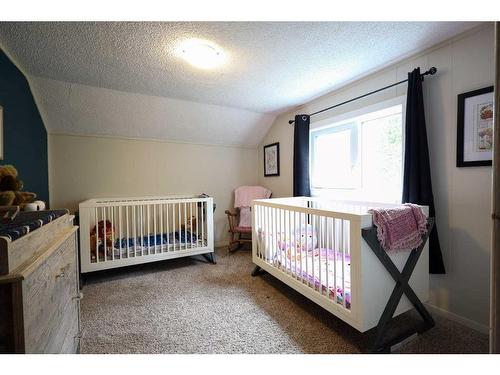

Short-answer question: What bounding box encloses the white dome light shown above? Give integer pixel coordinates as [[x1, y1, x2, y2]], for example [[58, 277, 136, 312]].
[[176, 39, 226, 70]]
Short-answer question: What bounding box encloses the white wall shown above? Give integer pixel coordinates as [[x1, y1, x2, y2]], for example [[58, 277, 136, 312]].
[[258, 24, 494, 329], [49, 134, 259, 244]]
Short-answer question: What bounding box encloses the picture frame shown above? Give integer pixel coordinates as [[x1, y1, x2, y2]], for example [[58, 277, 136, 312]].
[[264, 142, 280, 177], [457, 86, 494, 167]]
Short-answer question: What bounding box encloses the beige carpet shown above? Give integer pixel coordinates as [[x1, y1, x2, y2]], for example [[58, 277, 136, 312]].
[[80, 247, 488, 354]]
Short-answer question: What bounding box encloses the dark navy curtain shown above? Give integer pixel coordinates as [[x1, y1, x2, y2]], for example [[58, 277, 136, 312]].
[[403, 68, 446, 274], [293, 114, 311, 197]]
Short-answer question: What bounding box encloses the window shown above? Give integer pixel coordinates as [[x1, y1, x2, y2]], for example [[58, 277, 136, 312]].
[[310, 97, 405, 203]]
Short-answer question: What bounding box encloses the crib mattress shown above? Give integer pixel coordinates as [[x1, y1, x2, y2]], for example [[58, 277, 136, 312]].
[[91, 230, 206, 262], [275, 247, 351, 308]]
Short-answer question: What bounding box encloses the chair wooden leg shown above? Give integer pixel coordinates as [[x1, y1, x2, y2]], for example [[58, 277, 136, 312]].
[[228, 232, 236, 252], [237, 233, 244, 249]]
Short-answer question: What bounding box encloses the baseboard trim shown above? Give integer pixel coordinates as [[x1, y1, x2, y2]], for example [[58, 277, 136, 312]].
[[425, 303, 489, 335], [215, 240, 229, 248]]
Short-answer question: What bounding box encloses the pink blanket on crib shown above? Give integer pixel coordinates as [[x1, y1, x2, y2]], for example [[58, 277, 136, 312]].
[[368, 204, 427, 252], [275, 246, 351, 308]]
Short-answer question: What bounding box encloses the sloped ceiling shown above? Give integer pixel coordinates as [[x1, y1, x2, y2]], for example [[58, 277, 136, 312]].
[[29, 76, 275, 147], [0, 22, 482, 147]]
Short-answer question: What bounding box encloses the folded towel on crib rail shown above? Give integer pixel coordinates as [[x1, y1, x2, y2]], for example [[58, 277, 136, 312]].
[[368, 204, 427, 252]]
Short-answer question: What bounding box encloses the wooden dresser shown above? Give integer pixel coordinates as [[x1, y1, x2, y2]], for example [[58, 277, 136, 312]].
[[0, 211, 81, 353]]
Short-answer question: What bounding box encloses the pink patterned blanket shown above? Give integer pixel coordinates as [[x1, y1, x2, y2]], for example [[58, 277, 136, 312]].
[[368, 204, 427, 252]]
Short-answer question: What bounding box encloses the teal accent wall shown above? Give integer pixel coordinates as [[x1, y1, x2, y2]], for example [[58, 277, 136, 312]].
[[0, 49, 49, 204]]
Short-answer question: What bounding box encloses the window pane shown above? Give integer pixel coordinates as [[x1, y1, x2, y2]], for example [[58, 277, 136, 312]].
[[311, 102, 403, 203], [312, 124, 359, 189], [361, 113, 402, 203]]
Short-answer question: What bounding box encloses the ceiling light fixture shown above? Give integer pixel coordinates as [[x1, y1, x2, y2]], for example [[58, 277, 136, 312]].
[[176, 39, 226, 70]]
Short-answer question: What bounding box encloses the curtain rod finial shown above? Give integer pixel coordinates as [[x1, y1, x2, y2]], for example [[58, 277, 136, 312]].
[[428, 67, 437, 75]]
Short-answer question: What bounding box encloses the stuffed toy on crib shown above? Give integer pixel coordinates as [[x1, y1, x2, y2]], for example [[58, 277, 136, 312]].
[[257, 224, 317, 262], [278, 224, 318, 261], [90, 220, 114, 261]]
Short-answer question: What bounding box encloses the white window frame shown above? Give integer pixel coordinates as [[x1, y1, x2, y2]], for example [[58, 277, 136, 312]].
[[310, 95, 407, 201]]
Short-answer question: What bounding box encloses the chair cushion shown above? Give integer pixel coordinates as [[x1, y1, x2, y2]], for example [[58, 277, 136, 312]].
[[238, 207, 252, 227], [235, 226, 252, 233]]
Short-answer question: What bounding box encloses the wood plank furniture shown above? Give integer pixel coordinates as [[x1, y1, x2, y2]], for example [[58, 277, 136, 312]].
[[0, 211, 81, 353]]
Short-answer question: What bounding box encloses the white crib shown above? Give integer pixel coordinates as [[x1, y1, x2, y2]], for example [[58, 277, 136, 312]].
[[79, 195, 214, 273], [252, 197, 430, 334]]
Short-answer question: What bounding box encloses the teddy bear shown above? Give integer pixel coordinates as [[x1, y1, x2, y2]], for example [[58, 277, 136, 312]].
[[0, 165, 37, 208], [90, 220, 114, 261]]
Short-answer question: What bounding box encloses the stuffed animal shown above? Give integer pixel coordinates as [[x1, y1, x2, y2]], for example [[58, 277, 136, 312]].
[[278, 224, 318, 261], [0, 165, 37, 208], [90, 220, 114, 261], [182, 216, 197, 232]]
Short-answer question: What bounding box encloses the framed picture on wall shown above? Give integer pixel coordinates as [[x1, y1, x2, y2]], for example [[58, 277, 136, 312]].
[[0, 105, 3, 160], [457, 86, 494, 167], [264, 142, 280, 177]]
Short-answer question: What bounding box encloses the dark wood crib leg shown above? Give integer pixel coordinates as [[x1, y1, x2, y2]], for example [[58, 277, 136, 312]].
[[251, 265, 266, 277], [362, 218, 436, 353], [202, 252, 217, 264]]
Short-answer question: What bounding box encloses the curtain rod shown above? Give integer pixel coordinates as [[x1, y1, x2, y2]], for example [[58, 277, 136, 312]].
[[288, 67, 437, 125]]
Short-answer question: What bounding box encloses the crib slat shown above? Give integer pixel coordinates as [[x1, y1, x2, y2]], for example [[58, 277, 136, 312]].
[[264, 206, 268, 261], [172, 203, 176, 251], [293, 211, 297, 279], [318, 215, 322, 295], [146, 205, 149, 255], [341, 219, 346, 309], [260, 205, 264, 259], [102, 207, 107, 262], [268, 206, 271, 263], [311, 213, 315, 291], [298, 212, 303, 284], [94, 207, 99, 264], [126, 206, 130, 258], [177, 203, 181, 251], [333, 219, 338, 305], [189, 202, 193, 249], [305, 213, 309, 287], [133, 205, 137, 257], [326, 217, 330, 300], [166, 203, 170, 251], [141, 205, 144, 257], [118, 206, 122, 260], [153, 204, 157, 254], [276, 208, 280, 271], [183, 202, 187, 251], [111, 206, 115, 261], [159, 204, 163, 253], [263, 206, 267, 261], [165, 203, 169, 253], [282, 209, 286, 274], [201, 202, 205, 247], [264, 205, 267, 261], [272, 207, 276, 268], [287, 209, 291, 276], [195, 202, 199, 249]]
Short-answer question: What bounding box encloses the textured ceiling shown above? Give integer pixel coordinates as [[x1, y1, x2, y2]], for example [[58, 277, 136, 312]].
[[0, 22, 481, 114]]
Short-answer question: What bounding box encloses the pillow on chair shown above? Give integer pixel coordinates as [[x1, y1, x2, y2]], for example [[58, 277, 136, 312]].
[[238, 207, 252, 228]]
